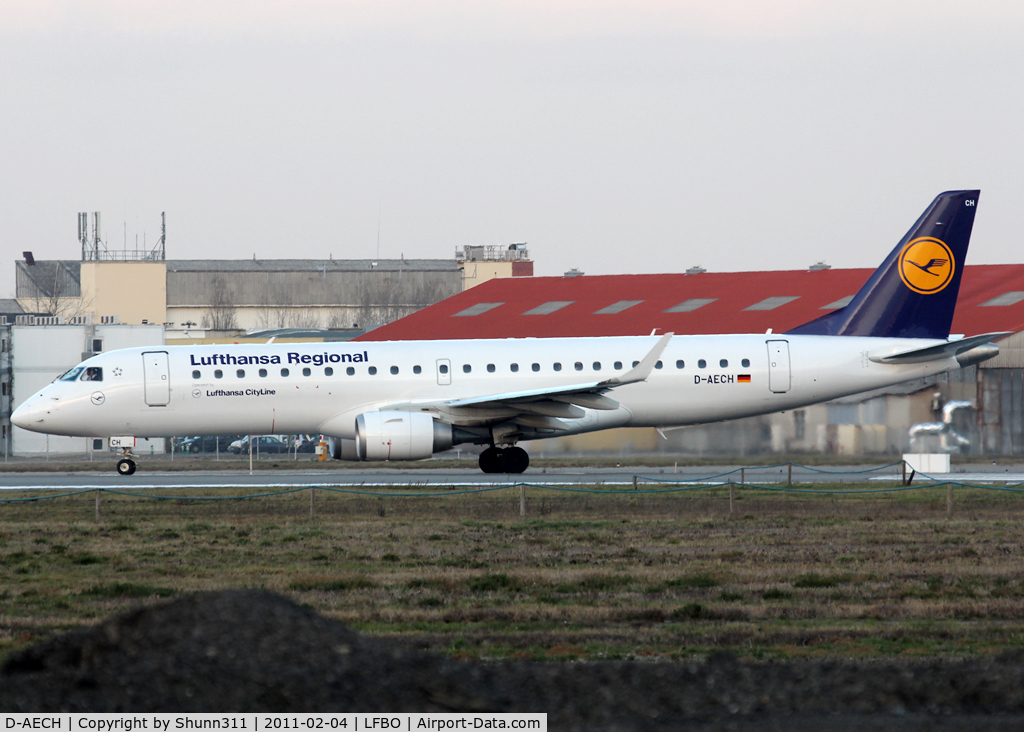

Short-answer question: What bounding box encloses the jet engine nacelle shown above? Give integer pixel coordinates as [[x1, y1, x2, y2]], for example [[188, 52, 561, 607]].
[[328, 436, 359, 461], [354, 411, 453, 461]]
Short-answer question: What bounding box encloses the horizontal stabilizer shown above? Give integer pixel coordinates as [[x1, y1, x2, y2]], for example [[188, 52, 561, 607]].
[[868, 332, 1010, 364]]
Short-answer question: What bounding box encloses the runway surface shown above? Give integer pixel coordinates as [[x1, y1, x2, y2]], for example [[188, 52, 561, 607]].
[[2, 463, 1024, 490]]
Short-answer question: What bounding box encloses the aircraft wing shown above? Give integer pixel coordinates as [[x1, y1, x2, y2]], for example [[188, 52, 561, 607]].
[[386, 333, 673, 431]]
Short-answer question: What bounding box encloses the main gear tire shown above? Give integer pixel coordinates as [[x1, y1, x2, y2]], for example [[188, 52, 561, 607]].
[[479, 447, 503, 473]]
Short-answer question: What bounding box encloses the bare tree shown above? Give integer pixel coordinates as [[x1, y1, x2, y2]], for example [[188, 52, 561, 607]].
[[288, 309, 322, 329], [201, 275, 239, 331]]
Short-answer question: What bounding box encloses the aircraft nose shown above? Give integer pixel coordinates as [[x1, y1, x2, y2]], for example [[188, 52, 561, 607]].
[[11, 396, 49, 432]]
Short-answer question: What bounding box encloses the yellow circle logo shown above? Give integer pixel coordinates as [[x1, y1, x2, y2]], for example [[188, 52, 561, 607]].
[[898, 237, 955, 294]]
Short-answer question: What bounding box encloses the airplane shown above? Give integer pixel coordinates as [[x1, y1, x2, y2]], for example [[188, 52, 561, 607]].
[[11, 190, 1008, 476]]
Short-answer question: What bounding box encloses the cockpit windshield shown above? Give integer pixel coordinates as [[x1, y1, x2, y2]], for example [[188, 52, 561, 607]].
[[80, 367, 103, 382], [58, 367, 84, 382]]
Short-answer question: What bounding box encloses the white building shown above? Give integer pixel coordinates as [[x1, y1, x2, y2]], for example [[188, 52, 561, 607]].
[[7, 322, 165, 457]]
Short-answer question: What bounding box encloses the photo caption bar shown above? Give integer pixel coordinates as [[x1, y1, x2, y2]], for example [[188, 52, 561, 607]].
[[1, 714, 546, 732]]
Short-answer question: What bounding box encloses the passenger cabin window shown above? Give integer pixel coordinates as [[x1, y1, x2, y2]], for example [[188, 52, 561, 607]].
[[259, 368, 268, 377], [654, 361, 662, 369], [237, 369, 245, 378], [510, 363, 519, 372], [463, 364, 472, 373], [80, 367, 103, 382], [554, 362, 562, 371], [413, 365, 422, 374], [60, 367, 84, 382], [281, 368, 290, 377], [532, 363, 540, 372], [369, 366, 377, 375], [192, 370, 201, 379], [324, 367, 333, 376], [302, 367, 311, 376], [742, 358, 750, 368], [439, 364, 449, 374], [575, 362, 583, 371], [215, 370, 224, 379], [346, 367, 355, 376], [390, 366, 399, 375], [487, 364, 495, 373], [676, 360, 684, 369], [720, 359, 728, 368], [698, 360, 706, 369], [614, 361, 622, 370], [593, 362, 601, 371], [632, 361, 640, 368]]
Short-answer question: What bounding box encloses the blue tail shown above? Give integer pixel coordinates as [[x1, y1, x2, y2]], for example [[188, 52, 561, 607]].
[[787, 190, 980, 339]]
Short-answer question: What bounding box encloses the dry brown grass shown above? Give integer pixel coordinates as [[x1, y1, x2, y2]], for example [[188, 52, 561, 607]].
[[1, 483, 1023, 661]]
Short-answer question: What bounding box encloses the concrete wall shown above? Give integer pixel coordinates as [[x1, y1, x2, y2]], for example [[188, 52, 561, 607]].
[[166, 267, 461, 330], [80, 262, 167, 325], [460, 261, 514, 290]]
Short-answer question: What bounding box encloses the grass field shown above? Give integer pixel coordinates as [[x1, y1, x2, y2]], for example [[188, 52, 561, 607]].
[[2, 482, 1024, 663]]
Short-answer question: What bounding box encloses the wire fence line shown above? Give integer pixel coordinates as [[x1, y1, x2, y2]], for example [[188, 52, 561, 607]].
[[1, 462, 1023, 525]]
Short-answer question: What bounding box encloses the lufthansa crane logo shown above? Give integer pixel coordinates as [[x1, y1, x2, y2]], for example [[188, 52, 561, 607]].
[[898, 237, 955, 295]]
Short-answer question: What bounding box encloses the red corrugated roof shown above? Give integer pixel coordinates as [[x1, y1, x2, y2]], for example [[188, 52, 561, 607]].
[[357, 264, 1024, 341]]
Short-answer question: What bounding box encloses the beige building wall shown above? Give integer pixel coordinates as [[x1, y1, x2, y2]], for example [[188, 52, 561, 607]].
[[80, 262, 167, 325], [459, 261, 514, 290]]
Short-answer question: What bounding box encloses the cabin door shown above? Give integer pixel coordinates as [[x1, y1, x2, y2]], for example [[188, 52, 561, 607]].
[[766, 340, 791, 394], [436, 359, 452, 386], [142, 351, 171, 406]]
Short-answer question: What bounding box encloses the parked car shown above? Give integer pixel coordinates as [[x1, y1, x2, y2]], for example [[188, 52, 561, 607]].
[[178, 435, 242, 454], [227, 435, 290, 455]]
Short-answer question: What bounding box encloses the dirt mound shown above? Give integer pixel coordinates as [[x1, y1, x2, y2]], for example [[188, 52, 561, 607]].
[[3, 590, 1024, 730]]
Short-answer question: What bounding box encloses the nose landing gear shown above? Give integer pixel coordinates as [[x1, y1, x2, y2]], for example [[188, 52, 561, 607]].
[[115, 447, 137, 476], [478, 445, 530, 474]]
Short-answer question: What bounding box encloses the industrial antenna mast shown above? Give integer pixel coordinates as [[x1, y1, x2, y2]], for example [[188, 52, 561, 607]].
[[79, 211, 166, 261]]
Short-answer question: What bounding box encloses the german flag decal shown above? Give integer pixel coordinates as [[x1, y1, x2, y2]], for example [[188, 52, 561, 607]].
[[738, 374, 751, 383]]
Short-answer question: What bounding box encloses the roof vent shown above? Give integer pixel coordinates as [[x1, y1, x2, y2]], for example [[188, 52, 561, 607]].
[[685, 265, 706, 275], [809, 261, 831, 271], [563, 268, 584, 278]]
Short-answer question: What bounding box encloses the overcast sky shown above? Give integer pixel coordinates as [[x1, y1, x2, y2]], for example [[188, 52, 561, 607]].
[[2, 1, 1023, 298]]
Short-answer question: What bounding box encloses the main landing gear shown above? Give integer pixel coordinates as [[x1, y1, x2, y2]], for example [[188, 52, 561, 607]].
[[479, 445, 530, 474], [115, 447, 137, 476]]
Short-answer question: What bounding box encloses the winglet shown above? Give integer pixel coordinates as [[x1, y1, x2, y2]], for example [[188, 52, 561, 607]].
[[601, 333, 673, 387]]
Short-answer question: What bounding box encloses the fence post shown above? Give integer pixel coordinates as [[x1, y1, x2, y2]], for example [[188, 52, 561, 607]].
[[788, 463, 792, 486], [95, 489, 101, 523], [902, 460, 907, 486], [632, 475, 638, 491], [740, 467, 745, 484], [310, 486, 316, 520], [729, 484, 735, 515], [519, 484, 526, 518], [947, 484, 953, 518]]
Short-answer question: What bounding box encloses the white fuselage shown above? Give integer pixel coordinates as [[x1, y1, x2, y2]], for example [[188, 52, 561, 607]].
[[12, 334, 960, 443]]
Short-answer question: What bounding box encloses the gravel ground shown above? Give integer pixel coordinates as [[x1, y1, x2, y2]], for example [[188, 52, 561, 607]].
[[2, 590, 1024, 730]]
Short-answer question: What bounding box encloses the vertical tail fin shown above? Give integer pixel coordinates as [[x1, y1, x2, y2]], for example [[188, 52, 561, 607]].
[[787, 190, 980, 339]]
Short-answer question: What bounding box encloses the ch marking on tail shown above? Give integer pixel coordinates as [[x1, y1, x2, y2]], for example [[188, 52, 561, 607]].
[[898, 237, 955, 295]]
